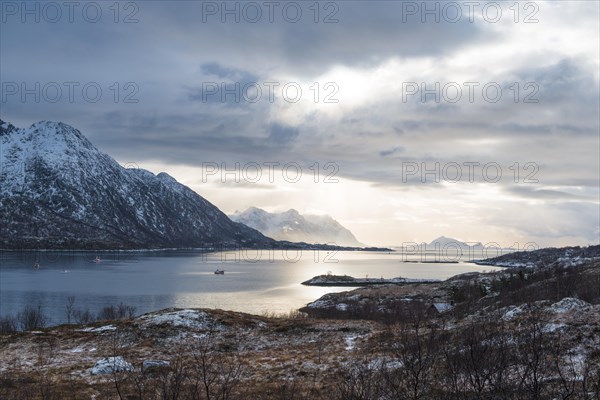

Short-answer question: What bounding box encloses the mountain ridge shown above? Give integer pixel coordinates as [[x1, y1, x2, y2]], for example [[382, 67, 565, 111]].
[[0, 119, 275, 250], [230, 207, 365, 247]]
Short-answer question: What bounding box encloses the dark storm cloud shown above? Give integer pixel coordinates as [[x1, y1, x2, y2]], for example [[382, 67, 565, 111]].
[[70, 50, 599, 191], [1, 0, 490, 148], [0, 1, 488, 85], [1, 0, 598, 245], [87, 110, 305, 166], [136, 1, 489, 75], [1, 0, 476, 149], [257, 1, 489, 73]]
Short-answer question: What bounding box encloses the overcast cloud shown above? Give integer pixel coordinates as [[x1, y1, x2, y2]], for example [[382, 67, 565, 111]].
[[1, 0, 598, 247]]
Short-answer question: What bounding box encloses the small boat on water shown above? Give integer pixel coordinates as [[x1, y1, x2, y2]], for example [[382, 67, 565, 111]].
[[214, 269, 225, 275], [92, 256, 101, 264]]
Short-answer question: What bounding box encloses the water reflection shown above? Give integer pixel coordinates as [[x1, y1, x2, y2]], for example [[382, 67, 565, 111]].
[[0, 250, 502, 325]]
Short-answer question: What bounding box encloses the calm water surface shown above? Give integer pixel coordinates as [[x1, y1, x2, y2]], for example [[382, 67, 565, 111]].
[[0, 250, 502, 325]]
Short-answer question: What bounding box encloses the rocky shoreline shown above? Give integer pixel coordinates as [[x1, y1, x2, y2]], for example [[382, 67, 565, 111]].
[[301, 274, 442, 287]]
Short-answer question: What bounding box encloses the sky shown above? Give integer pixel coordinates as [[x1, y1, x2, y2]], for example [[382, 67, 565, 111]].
[[1, 0, 599, 248]]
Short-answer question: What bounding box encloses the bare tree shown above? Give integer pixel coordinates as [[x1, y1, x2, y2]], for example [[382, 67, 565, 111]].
[[515, 309, 552, 400], [383, 314, 440, 400], [65, 296, 76, 324], [158, 349, 188, 400], [97, 302, 136, 321], [18, 304, 48, 331], [73, 307, 95, 324], [549, 331, 580, 400], [333, 356, 386, 400], [579, 352, 600, 400], [456, 320, 513, 398], [0, 314, 17, 333], [190, 332, 246, 400]]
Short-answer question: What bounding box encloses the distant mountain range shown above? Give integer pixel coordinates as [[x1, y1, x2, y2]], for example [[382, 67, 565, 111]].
[[0, 120, 278, 249], [230, 207, 365, 247], [426, 236, 485, 250]]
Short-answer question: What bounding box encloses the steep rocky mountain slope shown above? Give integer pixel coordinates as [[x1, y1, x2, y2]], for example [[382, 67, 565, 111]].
[[0, 120, 273, 249]]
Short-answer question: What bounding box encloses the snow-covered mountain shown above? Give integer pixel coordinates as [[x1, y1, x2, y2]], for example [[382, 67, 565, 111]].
[[0, 120, 274, 249], [426, 236, 485, 250], [230, 207, 365, 247]]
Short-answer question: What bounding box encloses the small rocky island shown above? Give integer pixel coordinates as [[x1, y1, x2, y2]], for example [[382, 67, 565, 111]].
[[301, 274, 442, 287]]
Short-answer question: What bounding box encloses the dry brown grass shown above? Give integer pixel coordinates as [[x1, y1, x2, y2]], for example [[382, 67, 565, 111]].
[[0, 309, 377, 399]]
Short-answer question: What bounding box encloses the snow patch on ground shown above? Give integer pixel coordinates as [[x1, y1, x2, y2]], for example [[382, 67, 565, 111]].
[[543, 323, 566, 333], [555, 256, 599, 267], [70, 346, 84, 353], [139, 309, 220, 330], [557, 346, 589, 381], [494, 261, 536, 268], [344, 335, 357, 350], [90, 357, 133, 375], [432, 303, 454, 313], [306, 299, 334, 309], [502, 306, 524, 321], [70, 346, 97, 353], [80, 325, 117, 333], [549, 298, 591, 314]]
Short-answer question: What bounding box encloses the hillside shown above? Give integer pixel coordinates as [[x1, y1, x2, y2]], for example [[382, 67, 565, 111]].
[[1, 245, 599, 399], [0, 120, 277, 249]]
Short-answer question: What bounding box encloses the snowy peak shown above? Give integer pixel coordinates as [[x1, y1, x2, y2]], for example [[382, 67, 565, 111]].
[[157, 172, 178, 185], [1, 120, 100, 170], [26, 120, 94, 150], [0, 120, 272, 249], [156, 172, 187, 193], [230, 207, 365, 247], [241, 206, 269, 217]]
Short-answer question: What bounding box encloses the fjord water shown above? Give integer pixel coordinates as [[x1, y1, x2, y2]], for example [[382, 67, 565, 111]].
[[0, 250, 502, 325]]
